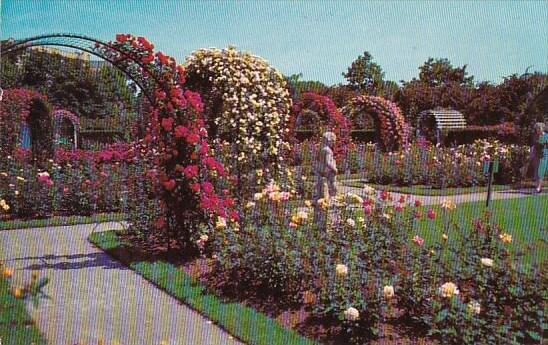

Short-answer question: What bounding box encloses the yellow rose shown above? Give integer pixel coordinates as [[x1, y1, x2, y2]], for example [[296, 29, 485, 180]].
[[467, 300, 481, 315], [383, 285, 395, 299], [499, 233, 512, 243], [343, 307, 360, 321], [215, 217, 227, 230], [439, 282, 460, 298], [441, 199, 456, 210], [335, 264, 348, 277], [481, 258, 493, 267]]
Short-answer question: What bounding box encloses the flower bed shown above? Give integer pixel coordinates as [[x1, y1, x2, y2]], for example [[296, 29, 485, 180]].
[[0, 144, 135, 221], [205, 185, 545, 344], [289, 139, 529, 189]]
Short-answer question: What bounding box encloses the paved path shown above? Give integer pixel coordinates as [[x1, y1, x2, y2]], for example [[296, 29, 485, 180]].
[[337, 180, 543, 206], [0, 222, 243, 345]]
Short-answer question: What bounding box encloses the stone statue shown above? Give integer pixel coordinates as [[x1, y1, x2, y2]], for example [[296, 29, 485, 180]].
[[313, 131, 338, 206]]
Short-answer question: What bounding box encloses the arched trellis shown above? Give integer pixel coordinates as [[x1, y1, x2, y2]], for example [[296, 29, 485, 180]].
[[1, 33, 161, 104], [53, 109, 80, 149]]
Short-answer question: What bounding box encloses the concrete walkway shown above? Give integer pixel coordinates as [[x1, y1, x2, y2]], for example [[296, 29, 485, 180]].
[[0, 222, 243, 345], [337, 181, 543, 206]]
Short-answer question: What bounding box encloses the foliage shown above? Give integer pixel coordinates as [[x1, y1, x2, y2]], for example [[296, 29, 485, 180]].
[[418, 58, 474, 87], [184, 46, 292, 185], [342, 51, 385, 96], [0, 262, 48, 345], [285, 73, 329, 101], [100, 34, 234, 249], [0, 88, 48, 158], [0, 47, 138, 120], [342, 95, 407, 151], [210, 184, 546, 344]]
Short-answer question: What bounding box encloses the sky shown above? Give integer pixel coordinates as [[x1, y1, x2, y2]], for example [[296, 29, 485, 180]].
[[2, 0, 547, 86]]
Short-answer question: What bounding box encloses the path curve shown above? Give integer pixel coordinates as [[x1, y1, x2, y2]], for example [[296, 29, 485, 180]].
[[0, 222, 244, 345]]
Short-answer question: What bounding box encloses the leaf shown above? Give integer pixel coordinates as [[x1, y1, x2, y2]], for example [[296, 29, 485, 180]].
[[526, 330, 541, 341], [435, 309, 449, 322]]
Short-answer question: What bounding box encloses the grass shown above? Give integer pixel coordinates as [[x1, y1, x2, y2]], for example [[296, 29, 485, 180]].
[[341, 180, 511, 196], [0, 212, 125, 231], [89, 231, 317, 345], [0, 276, 46, 345], [414, 195, 548, 265]]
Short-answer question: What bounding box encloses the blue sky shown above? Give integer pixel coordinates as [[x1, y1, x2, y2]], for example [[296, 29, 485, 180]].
[[2, 0, 547, 85]]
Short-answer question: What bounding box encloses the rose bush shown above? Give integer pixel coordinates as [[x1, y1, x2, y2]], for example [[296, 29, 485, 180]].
[[208, 185, 545, 344], [183, 46, 292, 190], [98, 34, 234, 249]]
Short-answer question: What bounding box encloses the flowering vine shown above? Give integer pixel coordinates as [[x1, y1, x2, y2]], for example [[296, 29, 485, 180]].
[[183, 46, 292, 180], [343, 95, 407, 151], [100, 34, 235, 247], [0, 88, 48, 157], [289, 92, 351, 159]]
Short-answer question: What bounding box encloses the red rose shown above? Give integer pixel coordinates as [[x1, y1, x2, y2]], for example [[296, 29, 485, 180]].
[[202, 181, 214, 194], [161, 117, 174, 132], [199, 142, 210, 155], [190, 183, 201, 193], [186, 133, 200, 145], [174, 125, 189, 138], [162, 179, 176, 191], [141, 55, 154, 64], [183, 165, 199, 179]]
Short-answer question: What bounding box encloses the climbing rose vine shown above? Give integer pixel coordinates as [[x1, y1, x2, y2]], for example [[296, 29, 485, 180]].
[[343, 95, 408, 151], [99, 34, 235, 247], [290, 91, 351, 159], [0, 88, 48, 158], [183, 46, 292, 180]]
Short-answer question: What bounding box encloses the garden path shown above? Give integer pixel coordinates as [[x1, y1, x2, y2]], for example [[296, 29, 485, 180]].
[[337, 181, 539, 205], [0, 222, 244, 345]]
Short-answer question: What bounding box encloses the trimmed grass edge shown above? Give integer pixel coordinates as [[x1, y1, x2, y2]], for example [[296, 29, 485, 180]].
[[0, 276, 46, 345], [341, 181, 511, 196], [0, 213, 125, 231], [88, 230, 317, 345]]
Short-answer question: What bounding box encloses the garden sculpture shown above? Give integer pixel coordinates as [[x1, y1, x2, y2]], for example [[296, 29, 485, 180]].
[[313, 131, 338, 224]]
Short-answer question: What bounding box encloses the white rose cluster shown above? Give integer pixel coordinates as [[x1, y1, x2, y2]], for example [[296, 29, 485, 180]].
[[184, 47, 292, 172]]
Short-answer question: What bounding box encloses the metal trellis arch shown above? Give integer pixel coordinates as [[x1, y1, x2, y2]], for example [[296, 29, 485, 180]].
[[1, 33, 161, 103]]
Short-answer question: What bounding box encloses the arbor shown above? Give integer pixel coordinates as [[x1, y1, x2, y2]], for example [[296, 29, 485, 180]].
[[395, 58, 475, 125], [0, 48, 137, 120]]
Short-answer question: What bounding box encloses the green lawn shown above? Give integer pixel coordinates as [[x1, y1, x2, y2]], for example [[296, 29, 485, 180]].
[[0, 276, 46, 345], [0, 213, 125, 231], [341, 180, 511, 196], [414, 195, 548, 265]]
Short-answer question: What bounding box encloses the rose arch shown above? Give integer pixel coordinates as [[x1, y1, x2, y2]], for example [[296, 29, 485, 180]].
[[2, 34, 234, 248], [342, 95, 407, 151], [289, 92, 351, 159], [183, 47, 292, 184]]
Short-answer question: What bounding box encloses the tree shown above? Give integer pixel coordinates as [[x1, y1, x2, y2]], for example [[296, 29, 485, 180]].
[[285, 73, 328, 101], [343, 51, 385, 95], [418, 57, 474, 87]]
